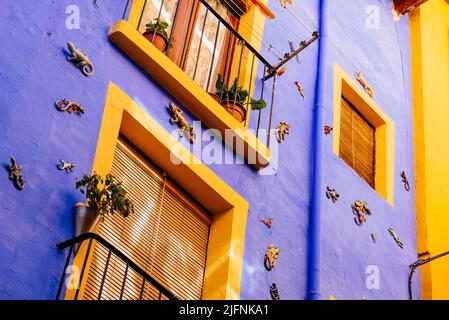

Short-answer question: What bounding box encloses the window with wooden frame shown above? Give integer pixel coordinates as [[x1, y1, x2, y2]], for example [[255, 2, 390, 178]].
[[339, 96, 376, 189], [333, 63, 395, 205], [83, 138, 211, 300], [137, 0, 243, 92]]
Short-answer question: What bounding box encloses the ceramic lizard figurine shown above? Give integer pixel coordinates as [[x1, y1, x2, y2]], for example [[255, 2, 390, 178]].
[[169, 102, 197, 143], [295, 81, 305, 98], [57, 160, 75, 173], [270, 283, 280, 300], [55, 98, 85, 114], [264, 244, 280, 271], [67, 41, 94, 77], [276, 121, 290, 143], [355, 70, 374, 97], [8, 157, 25, 190], [388, 227, 404, 249]]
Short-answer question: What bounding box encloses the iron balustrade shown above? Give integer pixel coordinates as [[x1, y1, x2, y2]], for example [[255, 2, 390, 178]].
[[136, 0, 273, 128], [135, 0, 318, 148], [56, 232, 177, 300]]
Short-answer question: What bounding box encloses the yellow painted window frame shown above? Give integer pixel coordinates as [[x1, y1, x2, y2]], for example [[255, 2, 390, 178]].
[[65, 81, 249, 300], [109, 0, 270, 169], [333, 63, 395, 205]]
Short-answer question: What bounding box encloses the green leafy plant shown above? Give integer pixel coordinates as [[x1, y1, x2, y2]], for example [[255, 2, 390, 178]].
[[145, 18, 169, 37], [215, 74, 267, 110], [215, 74, 248, 105], [250, 97, 267, 110], [76, 173, 134, 220], [145, 18, 175, 50]]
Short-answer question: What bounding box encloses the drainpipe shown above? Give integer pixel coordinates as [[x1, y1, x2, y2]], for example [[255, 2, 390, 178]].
[[307, 0, 327, 300]]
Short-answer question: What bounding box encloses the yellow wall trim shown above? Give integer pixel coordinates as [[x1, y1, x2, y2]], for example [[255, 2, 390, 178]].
[[108, 19, 270, 169], [333, 63, 395, 205], [68, 81, 249, 300], [410, 0, 449, 300]]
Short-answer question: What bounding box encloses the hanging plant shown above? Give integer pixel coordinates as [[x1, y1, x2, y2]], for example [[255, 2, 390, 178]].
[[72, 173, 134, 247], [76, 173, 134, 220]]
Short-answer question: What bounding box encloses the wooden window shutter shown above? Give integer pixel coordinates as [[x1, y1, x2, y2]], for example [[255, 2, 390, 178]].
[[83, 140, 210, 300], [339, 97, 376, 189]]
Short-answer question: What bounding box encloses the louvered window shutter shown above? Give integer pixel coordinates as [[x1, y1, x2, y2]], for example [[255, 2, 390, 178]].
[[83, 140, 210, 300], [339, 97, 376, 189]]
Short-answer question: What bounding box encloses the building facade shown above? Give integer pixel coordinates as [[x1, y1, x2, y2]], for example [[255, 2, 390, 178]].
[[410, 0, 449, 300], [0, 0, 446, 300]]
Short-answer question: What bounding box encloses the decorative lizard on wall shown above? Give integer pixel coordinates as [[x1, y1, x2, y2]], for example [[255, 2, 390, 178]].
[[260, 218, 274, 229], [326, 187, 339, 203], [7, 157, 25, 190], [295, 81, 305, 98], [264, 244, 280, 271], [55, 99, 85, 115], [324, 126, 333, 136], [270, 283, 280, 300], [401, 171, 411, 191], [168, 102, 197, 143], [279, 0, 293, 10], [276, 121, 290, 143], [355, 70, 374, 97], [67, 41, 94, 77], [388, 227, 404, 249], [352, 200, 372, 226], [57, 160, 75, 173]]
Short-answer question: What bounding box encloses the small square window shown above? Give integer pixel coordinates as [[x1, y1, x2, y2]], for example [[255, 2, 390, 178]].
[[333, 63, 395, 205]]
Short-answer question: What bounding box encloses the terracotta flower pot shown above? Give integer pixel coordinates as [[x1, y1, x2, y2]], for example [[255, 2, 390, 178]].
[[209, 92, 220, 102], [221, 100, 247, 123], [209, 93, 247, 123], [73, 202, 100, 254], [142, 31, 169, 52]]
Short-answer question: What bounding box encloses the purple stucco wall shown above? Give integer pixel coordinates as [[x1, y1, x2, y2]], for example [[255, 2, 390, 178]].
[[0, 0, 418, 299]]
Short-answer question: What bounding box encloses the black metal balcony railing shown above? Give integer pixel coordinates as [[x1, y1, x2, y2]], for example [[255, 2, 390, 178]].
[[137, 0, 274, 128], [56, 233, 177, 300], [133, 0, 319, 148]]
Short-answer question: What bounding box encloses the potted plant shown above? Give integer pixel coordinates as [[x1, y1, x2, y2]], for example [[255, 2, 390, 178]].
[[143, 18, 173, 52], [73, 173, 134, 248], [211, 74, 267, 122]]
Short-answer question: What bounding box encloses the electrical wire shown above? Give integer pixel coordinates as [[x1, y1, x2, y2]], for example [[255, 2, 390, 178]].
[[218, 0, 286, 58], [285, 4, 316, 34]]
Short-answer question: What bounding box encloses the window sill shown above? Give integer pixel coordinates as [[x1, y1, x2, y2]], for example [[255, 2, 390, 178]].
[[108, 20, 270, 169]]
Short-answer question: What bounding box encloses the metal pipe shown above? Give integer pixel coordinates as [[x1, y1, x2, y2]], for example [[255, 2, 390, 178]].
[[193, 7, 209, 80], [55, 244, 74, 300], [136, 0, 148, 31], [97, 249, 112, 300], [263, 31, 319, 81], [119, 264, 129, 300], [408, 250, 449, 300], [256, 64, 267, 138], [74, 238, 93, 300], [165, 0, 182, 55], [206, 20, 221, 92], [307, 0, 327, 300], [266, 74, 277, 149]]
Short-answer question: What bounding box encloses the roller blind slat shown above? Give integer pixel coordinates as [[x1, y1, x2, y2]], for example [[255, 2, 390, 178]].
[[339, 97, 375, 188], [83, 143, 210, 300]]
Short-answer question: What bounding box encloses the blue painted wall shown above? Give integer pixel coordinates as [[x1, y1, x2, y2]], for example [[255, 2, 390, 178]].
[[316, 0, 419, 300], [0, 0, 418, 300]]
